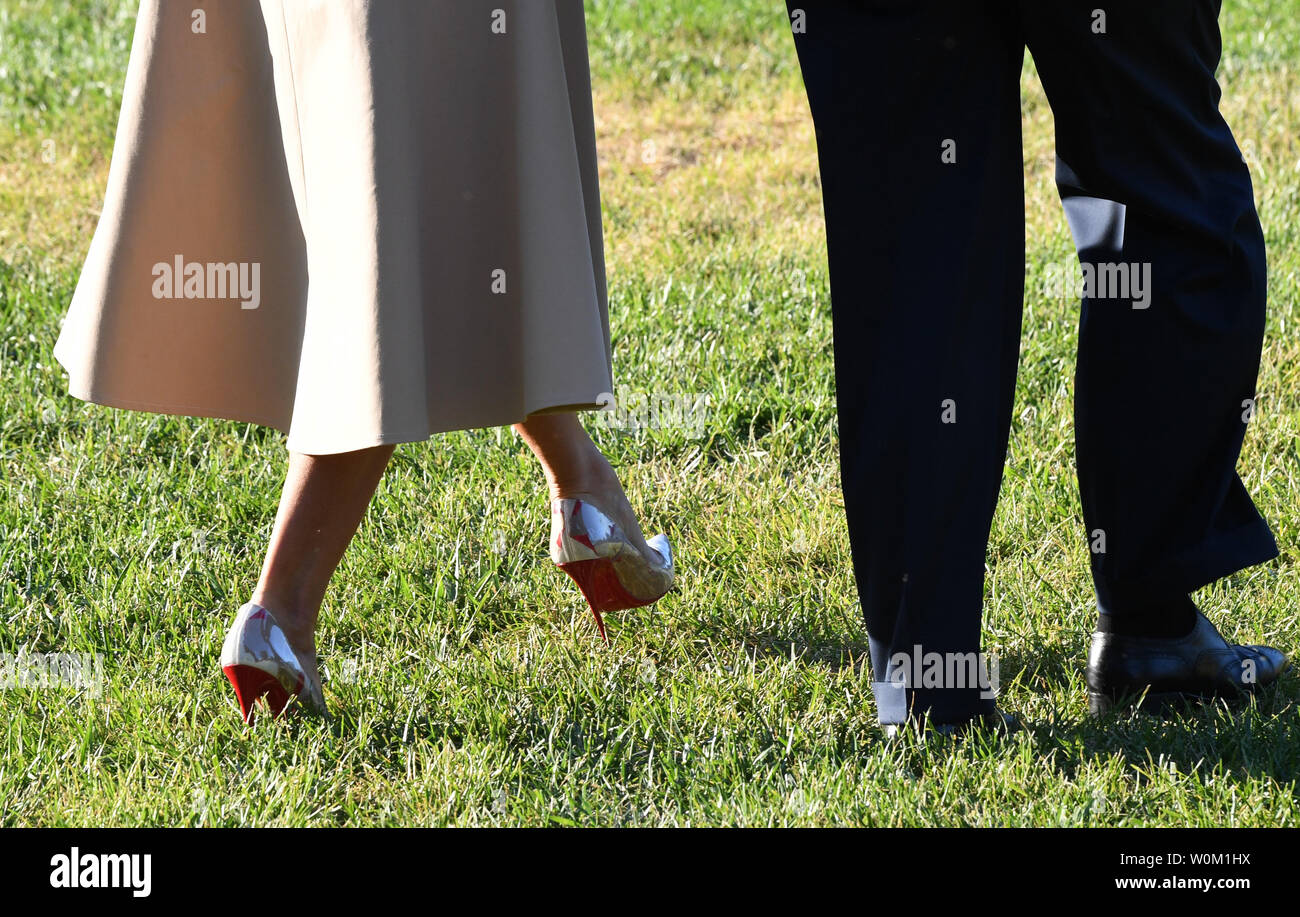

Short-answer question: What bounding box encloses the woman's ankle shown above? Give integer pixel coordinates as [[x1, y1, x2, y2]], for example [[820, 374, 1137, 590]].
[[248, 588, 319, 652], [546, 447, 622, 503]]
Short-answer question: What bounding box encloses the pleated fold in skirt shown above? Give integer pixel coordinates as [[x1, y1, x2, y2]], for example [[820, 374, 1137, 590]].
[[54, 0, 613, 454]]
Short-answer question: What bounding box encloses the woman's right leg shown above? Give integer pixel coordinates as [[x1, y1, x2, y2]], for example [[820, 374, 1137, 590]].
[[249, 444, 396, 696]]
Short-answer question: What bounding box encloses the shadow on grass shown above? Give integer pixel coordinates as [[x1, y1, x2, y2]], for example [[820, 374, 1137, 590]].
[[719, 620, 871, 671], [996, 642, 1300, 788]]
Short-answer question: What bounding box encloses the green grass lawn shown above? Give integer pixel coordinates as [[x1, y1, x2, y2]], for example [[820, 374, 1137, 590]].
[[1, 0, 1297, 826]]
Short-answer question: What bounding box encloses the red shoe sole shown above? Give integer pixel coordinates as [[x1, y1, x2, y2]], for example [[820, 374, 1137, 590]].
[[223, 664, 295, 725], [558, 557, 660, 642], [556, 554, 660, 639]]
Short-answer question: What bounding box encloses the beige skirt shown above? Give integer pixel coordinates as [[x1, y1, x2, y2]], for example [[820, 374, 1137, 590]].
[[54, 0, 613, 454]]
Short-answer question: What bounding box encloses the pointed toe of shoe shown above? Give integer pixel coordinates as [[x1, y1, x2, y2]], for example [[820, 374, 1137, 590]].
[[645, 533, 673, 572]]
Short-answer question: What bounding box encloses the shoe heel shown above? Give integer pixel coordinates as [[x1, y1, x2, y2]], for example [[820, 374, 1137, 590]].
[[1087, 691, 1113, 716], [557, 559, 614, 642], [223, 664, 291, 725]]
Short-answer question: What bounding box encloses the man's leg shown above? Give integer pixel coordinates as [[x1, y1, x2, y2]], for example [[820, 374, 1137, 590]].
[[1024, 2, 1277, 625], [788, 1, 1025, 725], [1022, 1, 1286, 708]]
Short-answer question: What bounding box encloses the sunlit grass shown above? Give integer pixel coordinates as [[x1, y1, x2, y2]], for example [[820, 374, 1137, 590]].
[[0, 0, 1297, 826]]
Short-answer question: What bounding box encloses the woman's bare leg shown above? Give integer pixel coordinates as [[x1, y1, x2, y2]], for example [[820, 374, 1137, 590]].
[[514, 413, 652, 556], [245, 419, 648, 692], [250, 444, 395, 694]]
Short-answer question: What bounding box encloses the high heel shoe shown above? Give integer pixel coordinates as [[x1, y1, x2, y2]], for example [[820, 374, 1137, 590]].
[[220, 602, 325, 724], [551, 497, 674, 641]]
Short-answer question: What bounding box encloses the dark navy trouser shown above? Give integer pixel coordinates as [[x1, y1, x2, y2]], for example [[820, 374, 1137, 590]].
[[788, 0, 1278, 723]]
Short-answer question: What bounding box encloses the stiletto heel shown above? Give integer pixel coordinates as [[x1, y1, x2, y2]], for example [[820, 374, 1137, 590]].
[[219, 602, 324, 724], [224, 664, 293, 725], [551, 498, 674, 641]]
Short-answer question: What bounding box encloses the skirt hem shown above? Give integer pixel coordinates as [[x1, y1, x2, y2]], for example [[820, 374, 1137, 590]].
[[62, 381, 607, 456]]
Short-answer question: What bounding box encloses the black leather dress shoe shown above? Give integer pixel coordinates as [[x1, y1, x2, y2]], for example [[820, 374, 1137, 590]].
[[1087, 610, 1289, 715], [883, 709, 1019, 741]]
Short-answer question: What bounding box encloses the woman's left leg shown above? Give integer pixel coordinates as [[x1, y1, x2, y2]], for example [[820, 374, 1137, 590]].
[[514, 413, 653, 558]]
